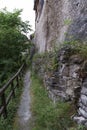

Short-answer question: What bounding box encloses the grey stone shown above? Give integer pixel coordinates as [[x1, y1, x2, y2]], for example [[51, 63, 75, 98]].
[[34, 0, 87, 52], [73, 116, 86, 124], [69, 65, 80, 77], [79, 102, 87, 113], [80, 95, 87, 106], [61, 65, 69, 76], [81, 87, 87, 95], [83, 82, 87, 88], [84, 122, 87, 127], [66, 89, 73, 96], [79, 102, 83, 108], [70, 55, 83, 64], [79, 108, 87, 118]]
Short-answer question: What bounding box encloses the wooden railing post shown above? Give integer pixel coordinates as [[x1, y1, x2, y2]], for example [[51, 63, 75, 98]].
[[20, 70, 23, 77], [0, 63, 24, 118], [11, 81, 15, 98], [1, 93, 7, 118], [19, 72, 22, 81], [16, 76, 19, 87], [19, 72, 23, 87]]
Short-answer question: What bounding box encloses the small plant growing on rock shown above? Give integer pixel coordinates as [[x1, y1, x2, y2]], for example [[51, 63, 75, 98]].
[[64, 18, 72, 25]]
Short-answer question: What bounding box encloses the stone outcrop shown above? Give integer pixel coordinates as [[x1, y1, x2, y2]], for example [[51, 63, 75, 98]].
[[32, 44, 87, 125], [66, 0, 87, 42], [73, 61, 87, 126], [33, 0, 87, 126], [34, 0, 47, 52], [44, 45, 83, 102], [34, 0, 87, 52], [32, 45, 83, 102]]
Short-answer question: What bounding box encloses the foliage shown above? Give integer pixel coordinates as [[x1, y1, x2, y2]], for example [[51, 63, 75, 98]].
[[64, 41, 87, 59], [77, 44, 87, 59], [0, 9, 31, 85], [31, 41, 87, 129], [70, 125, 87, 130], [0, 80, 23, 130], [32, 50, 59, 78], [64, 18, 72, 25], [30, 74, 76, 130]]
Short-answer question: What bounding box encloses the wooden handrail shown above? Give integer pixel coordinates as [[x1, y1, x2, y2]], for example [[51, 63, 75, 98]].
[[0, 63, 25, 118]]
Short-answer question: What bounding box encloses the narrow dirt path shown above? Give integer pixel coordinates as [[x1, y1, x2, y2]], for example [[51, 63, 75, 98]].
[[14, 70, 31, 130]]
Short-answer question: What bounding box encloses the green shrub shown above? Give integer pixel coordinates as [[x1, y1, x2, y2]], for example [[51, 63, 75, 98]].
[[32, 50, 59, 77], [70, 125, 87, 130], [64, 41, 87, 59], [0, 80, 23, 130], [64, 19, 72, 25]]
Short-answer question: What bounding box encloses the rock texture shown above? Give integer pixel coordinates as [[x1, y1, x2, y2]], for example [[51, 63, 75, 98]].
[[66, 0, 87, 42], [33, 0, 87, 125], [73, 70, 87, 125], [34, 0, 47, 52], [44, 46, 83, 102], [32, 44, 87, 125], [34, 0, 87, 52]]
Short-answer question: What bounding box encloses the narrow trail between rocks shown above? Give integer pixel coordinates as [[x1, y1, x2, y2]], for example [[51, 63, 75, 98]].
[[14, 70, 31, 130]]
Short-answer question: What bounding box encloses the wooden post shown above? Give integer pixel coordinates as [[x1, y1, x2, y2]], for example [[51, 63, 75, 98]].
[[1, 93, 7, 118], [21, 70, 23, 77], [16, 76, 19, 87], [0, 64, 25, 118], [19, 72, 22, 81], [19, 73, 22, 86], [11, 81, 15, 98]]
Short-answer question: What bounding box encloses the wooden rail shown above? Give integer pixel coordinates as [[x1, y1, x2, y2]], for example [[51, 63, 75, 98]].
[[0, 63, 25, 118]]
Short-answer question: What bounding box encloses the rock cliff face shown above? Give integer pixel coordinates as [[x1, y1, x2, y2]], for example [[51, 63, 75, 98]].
[[34, 0, 47, 52], [34, 0, 87, 52], [44, 46, 83, 102], [32, 44, 87, 125], [33, 0, 87, 126]]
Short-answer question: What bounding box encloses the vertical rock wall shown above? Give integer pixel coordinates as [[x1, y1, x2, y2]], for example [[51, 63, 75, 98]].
[[46, 0, 70, 50], [66, 0, 87, 42], [32, 44, 87, 125], [74, 79, 87, 126], [34, 0, 87, 52], [34, 0, 48, 52], [44, 46, 83, 102]]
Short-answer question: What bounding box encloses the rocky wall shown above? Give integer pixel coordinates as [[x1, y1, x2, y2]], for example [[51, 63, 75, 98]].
[[32, 44, 87, 125], [44, 45, 83, 103], [73, 61, 87, 126], [34, 0, 48, 52], [34, 0, 87, 52]]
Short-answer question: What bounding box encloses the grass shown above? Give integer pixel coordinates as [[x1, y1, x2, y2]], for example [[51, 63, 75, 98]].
[[64, 41, 87, 59], [0, 80, 23, 130], [30, 74, 78, 130], [31, 41, 87, 130]]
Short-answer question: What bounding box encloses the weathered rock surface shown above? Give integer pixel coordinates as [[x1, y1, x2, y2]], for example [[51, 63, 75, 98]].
[[73, 78, 87, 125], [34, 0, 87, 52], [66, 0, 87, 42], [42, 46, 83, 103], [32, 44, 87, 126]]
